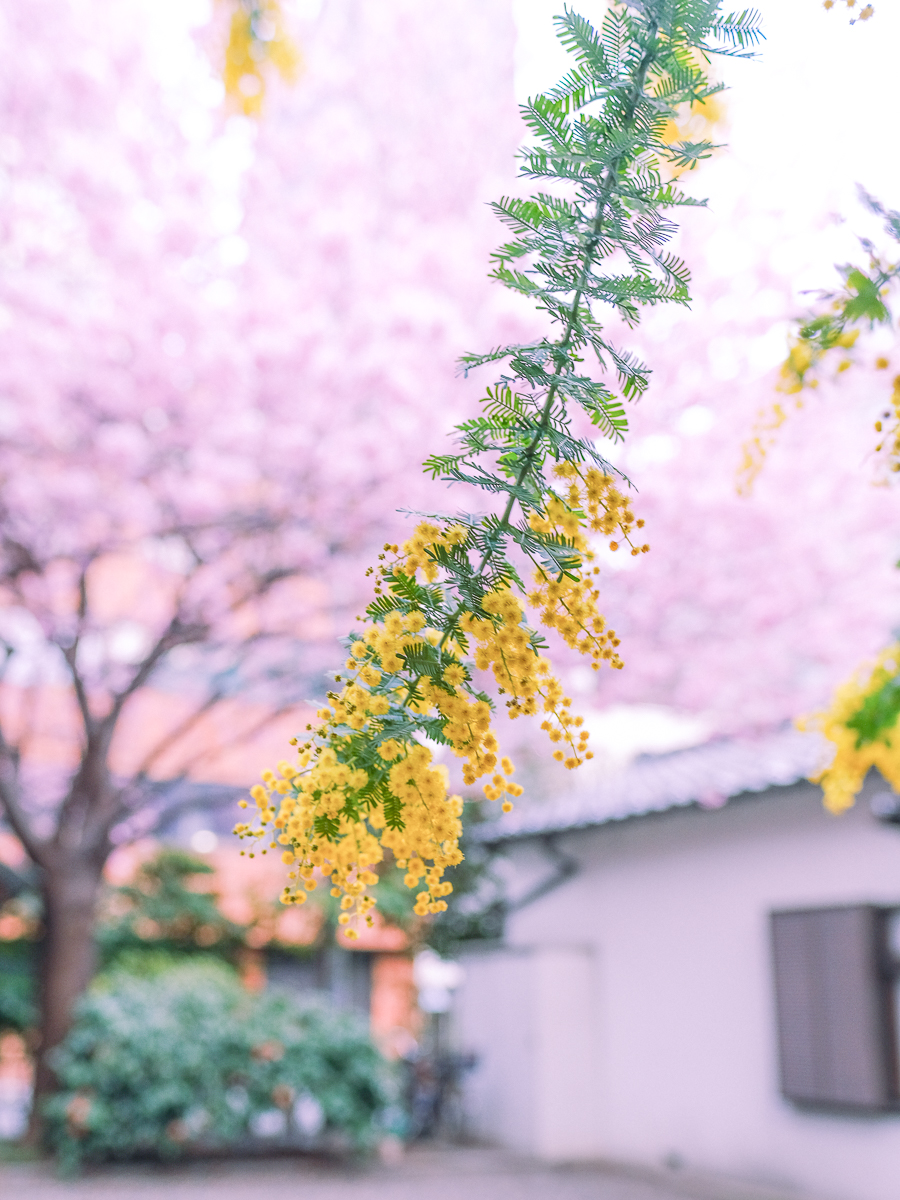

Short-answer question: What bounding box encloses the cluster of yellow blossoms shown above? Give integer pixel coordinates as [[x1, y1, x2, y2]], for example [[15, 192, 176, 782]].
[[222, 0, 299, 116], [529, 463, 647, 677], [822, 0, 874, 21], [738, 329, 887, 495], [394, 521, 468, 583], [754, 254, 900, 816], [872, 369, 900, 472], [776, 327, 861, 396], [659, 90, 726, 181], [806, 645, 900, 814], [235, 737, 465, 934], [236, 462, 643, 934]]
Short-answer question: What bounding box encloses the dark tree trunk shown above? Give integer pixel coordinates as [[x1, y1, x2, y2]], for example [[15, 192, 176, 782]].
[[29, 853, 104, 1136]]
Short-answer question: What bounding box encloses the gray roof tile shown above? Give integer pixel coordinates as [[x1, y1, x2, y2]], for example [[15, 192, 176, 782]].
[[473, 726, 830, 842]]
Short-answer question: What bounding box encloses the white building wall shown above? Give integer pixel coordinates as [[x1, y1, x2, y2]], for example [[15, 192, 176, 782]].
[[453, 943, 600, 1156], [454, 778, 900, 1200]]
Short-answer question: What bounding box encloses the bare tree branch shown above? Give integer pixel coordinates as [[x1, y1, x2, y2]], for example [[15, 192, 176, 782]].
[[60, 641, 96, 741], [59, 563, 97, 737], [167, 696, 305, 779], [128, 688, 226, 782], [0, 764, 46, 866], [104, 614, 209, 732]]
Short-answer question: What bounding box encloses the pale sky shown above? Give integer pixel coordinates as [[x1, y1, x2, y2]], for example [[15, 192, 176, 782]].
[[156, 0, 900, 299], [513, 0, 900, 292]]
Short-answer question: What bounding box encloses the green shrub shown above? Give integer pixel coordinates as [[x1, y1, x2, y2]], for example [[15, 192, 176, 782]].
[[44, 960, 399, 1172], [97, 849, 248, 968], [0, 939, 37, 1032]]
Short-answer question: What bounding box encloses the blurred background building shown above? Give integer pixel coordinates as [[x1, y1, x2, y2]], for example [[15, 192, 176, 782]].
[[453, 730, 900, 1200]]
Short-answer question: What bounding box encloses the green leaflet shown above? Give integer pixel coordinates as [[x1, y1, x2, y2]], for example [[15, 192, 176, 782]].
[[791, 190, 900, 364], [843, 269, 890, 325], [846, 674, 900, 749]]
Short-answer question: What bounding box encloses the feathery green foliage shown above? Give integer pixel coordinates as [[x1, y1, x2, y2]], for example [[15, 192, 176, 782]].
[[772, 190, 900, 812], [390, 0, 763, 680], [358, 0, 762, 765], [777, 189, 900, 395], [439, 2, 762, 492], [97, 849, 248, 966]]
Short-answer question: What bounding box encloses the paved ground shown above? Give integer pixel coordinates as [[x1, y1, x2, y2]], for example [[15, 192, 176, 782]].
[[0, 1145, 808, 1200]]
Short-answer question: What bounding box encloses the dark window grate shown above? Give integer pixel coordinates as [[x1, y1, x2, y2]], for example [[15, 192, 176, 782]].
[[770, 905, 899, 1111]]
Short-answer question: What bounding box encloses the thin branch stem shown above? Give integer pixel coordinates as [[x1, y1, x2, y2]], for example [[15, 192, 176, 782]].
[[401, 17, 660, 696]]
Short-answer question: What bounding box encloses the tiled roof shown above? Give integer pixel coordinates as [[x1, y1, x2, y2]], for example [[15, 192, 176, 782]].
[[473, 726, 830, 843]]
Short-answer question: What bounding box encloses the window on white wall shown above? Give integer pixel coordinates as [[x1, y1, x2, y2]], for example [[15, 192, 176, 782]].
[[770, 905, 900, 1112]]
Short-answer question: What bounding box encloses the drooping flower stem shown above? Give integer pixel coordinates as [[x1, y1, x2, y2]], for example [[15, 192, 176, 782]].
[[239, 2, 762, 933]]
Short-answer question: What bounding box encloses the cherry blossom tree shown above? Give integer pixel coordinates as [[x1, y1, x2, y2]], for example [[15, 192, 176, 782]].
[[0, 0, 523, 1108]]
